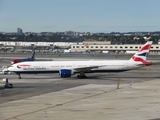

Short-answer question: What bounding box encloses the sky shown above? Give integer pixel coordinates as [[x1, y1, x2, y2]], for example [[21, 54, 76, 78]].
[[0, 0, 160, 33]]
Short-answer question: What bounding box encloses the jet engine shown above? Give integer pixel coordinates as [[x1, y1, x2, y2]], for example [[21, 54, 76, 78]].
[[59, 69, 74, 78]]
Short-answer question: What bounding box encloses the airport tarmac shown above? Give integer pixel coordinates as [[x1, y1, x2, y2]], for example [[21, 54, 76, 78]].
[[0, 54, 160, 120]]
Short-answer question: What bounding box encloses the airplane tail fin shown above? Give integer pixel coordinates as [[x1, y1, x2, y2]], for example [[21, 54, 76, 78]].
[[31, 49, 35, 60], [130, 41, 153, 66]]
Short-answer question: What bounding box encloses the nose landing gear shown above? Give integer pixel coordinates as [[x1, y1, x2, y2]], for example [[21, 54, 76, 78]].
[[17, 73, 21, 79]]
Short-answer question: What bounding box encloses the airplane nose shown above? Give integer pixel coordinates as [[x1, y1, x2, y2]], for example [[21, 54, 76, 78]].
[[7, 67, 13, 71], [7, 67, 10, 71]]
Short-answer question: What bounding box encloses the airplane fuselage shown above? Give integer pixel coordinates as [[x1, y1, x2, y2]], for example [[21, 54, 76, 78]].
[[8, 60, 141, 74]]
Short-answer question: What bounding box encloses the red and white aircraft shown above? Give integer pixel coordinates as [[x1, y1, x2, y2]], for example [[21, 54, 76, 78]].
[[2, 49, 35, 65], [8, 41, 153, 79], [11, 50, 35, 64]]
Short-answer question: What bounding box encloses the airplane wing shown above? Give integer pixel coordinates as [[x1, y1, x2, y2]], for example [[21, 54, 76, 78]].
[[73, 66, 102, 72]]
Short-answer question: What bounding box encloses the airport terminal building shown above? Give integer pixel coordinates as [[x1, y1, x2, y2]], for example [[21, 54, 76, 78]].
[[71, 41, 160, 54], [1, 41, 160, 54]]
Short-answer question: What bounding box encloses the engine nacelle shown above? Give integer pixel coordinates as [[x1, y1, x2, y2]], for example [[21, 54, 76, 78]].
[[59, 69, 74, 78]]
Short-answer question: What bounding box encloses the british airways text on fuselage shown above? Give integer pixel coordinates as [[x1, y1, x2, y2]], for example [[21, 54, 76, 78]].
[[22, 67, 47, 71]]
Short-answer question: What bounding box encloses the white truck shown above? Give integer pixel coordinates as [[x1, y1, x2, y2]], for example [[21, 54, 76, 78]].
[[64, 49, 71, 53], [125, 51, 137, 54], [102, 51, 109, 54]]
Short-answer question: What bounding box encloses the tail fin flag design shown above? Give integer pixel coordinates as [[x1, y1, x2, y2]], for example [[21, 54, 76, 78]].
[[130, 41, 153, 66]]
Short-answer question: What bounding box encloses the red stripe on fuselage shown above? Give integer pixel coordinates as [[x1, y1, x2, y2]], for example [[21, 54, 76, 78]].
[[17, 64, 30, 66]]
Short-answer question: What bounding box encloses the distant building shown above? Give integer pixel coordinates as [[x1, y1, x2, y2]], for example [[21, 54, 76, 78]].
[[17, 28, 23, 35], [64, 30, 75, 36], [158, 39, 160, 44], [83, 41, 111, 45], [70, 42, 160, 54]]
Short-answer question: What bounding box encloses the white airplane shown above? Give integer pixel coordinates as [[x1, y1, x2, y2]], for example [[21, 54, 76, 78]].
[[7, 41, 153, 79]]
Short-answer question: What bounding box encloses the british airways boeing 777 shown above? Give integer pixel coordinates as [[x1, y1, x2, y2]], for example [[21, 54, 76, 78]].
[[8, 41, 153, 79]]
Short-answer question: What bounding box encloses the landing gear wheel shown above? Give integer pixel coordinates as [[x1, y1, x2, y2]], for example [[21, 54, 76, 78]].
[[77, 75, 81, 79], [77, 74, 87, 79], [17, 73, 21, 79]]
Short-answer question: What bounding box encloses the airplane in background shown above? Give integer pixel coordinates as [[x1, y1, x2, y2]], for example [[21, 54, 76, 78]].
[[2, 49, 35, 65], [11, 49, 35, 64], [7, 41, 153, 79]]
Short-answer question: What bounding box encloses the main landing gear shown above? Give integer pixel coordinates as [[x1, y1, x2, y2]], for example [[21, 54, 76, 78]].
[[77, 72, 87, 79]]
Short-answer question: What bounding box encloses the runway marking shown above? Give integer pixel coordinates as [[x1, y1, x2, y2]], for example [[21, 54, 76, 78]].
[[103, 108, 115, 110], [5, 87, 119, 120]]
